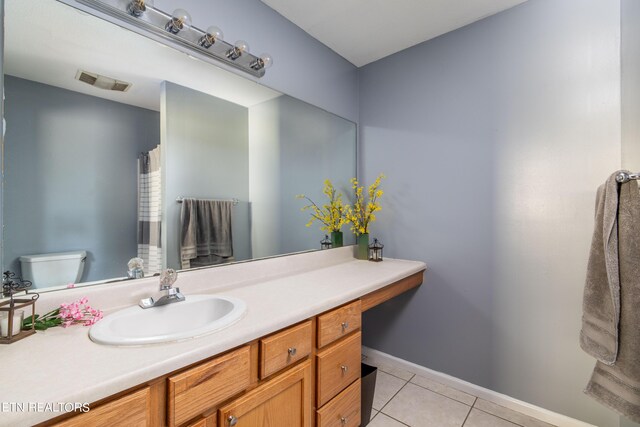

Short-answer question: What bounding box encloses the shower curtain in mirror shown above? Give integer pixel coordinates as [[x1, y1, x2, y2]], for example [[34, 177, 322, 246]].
[[137, 145, 162, 275]]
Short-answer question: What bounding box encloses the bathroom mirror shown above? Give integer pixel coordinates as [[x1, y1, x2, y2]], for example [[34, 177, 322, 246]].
[[2, 0, 356, 291]]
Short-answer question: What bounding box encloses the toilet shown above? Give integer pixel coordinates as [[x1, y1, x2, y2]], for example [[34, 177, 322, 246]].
[[19, 251, 87, 289]]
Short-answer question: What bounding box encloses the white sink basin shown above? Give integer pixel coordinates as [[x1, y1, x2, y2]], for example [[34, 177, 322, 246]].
[[89, 295, 246, 346]]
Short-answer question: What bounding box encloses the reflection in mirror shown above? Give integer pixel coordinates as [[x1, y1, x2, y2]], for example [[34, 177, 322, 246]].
[[2, 0, 356, 291]]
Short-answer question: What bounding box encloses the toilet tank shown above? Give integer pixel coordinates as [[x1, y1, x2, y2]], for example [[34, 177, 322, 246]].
[[19, 251, 87, 289]]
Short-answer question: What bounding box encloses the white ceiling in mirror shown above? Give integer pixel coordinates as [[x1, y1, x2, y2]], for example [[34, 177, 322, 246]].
[[4, 0, 281, 111], [260, 0, 527, 67]]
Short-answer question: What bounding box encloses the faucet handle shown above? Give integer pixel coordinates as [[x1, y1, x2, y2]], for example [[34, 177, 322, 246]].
[[159, 269, 178, 290]]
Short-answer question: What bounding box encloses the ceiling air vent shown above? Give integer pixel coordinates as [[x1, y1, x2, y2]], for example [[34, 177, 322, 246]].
[[75, 70, 132, 92]]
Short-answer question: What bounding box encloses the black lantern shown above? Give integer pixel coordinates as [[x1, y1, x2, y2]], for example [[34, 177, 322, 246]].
[[368, 238, 384, 262], [320, 235, 332, 250]]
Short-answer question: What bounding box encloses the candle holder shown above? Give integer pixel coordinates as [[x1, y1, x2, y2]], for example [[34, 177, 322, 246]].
[[320, 235, 332, 250], [368, 238, 384, 262], [1, 271, 38, 344]]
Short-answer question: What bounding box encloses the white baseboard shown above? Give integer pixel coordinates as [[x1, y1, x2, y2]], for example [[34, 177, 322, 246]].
[[361, 346, 597, 427]]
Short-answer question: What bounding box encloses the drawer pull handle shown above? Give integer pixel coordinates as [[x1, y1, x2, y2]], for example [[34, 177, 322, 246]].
[[341, 364, 349, 373], [228, 415, 238, 426], [341, 321, 349, 331], [288, 347, 297, 356], [341, 416, 348, 425]]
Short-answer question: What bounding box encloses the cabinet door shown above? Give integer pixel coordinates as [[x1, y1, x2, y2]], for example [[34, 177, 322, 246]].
[[52, 387, 150, 427], [168, 346, 251, 427], [218, 360, 311, 427]]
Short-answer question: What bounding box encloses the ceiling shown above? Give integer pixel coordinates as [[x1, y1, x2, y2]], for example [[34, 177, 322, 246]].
[[261, 0, 527, 67], [5, 0, 281, 111]]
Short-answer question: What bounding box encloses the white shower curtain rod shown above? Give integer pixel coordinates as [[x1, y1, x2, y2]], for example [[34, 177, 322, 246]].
[[175, 196, 239, 205]]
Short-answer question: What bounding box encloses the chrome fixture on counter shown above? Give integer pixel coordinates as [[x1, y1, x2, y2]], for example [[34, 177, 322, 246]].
[[616, 171, 640, 183], [138, 269, 185, 309], [75, 0, 273, 77]]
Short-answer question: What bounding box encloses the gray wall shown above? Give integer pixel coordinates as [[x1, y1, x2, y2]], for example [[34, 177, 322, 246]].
[[249, 95, 356, 258], [622, 0, 640, 171], [359, 1, 622, 426], [620, 1, 640, 426], [148, 0, 359, 123], [3, 76, 159, 284], [161, 82, 251, 270]]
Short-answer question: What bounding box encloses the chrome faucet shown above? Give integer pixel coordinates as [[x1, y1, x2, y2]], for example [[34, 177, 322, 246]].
[[138, 269, 185, 309]]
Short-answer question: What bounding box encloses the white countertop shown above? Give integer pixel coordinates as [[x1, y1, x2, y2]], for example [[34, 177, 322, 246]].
[[0, 247, 426, 426]]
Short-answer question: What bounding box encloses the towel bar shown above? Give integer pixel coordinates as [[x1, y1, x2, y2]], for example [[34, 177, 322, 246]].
[[176, 196, 239, 205], [615, 171, 640, 183]]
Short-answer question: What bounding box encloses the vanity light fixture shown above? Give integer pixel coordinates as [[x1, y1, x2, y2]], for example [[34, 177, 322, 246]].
[[198, 26, 224, 49], [226, 40, 250, 60], [75, 0, 273, 78], [165, 8, 191, 35], [126, 0, 152, 17]]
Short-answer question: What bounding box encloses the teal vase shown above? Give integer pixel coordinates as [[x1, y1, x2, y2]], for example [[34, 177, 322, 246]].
[[331, 231, 343, 248], [356, 233, 369, 260]]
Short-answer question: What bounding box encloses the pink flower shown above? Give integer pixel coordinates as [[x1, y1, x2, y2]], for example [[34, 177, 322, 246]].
[[57, 297, 103, 328]]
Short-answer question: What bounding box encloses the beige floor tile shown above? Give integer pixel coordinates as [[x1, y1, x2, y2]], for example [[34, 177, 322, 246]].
[[382, 382, 471, 427], [474, 399, 555, 427], [363, 354, 415, 381], [373, 371, 408, 410], [371, 410, 379, 421], [368, 413, 407, 427], [464, 408, 520, 427], [410, 374, 477, 406]]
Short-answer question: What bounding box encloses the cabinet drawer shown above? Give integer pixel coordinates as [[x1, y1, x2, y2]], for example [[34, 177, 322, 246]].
[[316, 332, 361, 407], [316, 379, 361, 427], [260, 320, 312, 379], [317, 301, 361, 348], [168, 346, 251, 427], [52, 387, 150, 427]]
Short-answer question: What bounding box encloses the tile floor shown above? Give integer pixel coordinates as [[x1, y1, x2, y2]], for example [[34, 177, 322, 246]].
[[362, 354, 556, 427]]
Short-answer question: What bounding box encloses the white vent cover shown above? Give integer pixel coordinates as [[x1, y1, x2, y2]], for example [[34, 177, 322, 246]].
[[75, 70, 131, 92]]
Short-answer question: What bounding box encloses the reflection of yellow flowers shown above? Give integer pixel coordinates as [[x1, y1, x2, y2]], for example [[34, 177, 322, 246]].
[[345, 174, 384, 235], [296, 179, 348, 233]]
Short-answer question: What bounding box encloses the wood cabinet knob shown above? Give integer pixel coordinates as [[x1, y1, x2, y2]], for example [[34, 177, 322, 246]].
[[288, 347, 297, 356], [228, 415, 238, 426], [341, 416, 348, 425], [341, 365, 348, 374], [341, 321, 349, 331]]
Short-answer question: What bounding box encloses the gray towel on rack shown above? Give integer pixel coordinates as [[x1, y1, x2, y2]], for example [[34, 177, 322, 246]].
[[180, 199, 234, 269], [581, 172, 640, 422], [580, 172, 621, 364]]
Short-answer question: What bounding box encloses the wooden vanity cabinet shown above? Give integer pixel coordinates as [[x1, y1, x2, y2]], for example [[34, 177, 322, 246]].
[[42, 270, 425, 427]]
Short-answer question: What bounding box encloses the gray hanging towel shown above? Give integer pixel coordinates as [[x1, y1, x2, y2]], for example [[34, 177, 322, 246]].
[[581, 171, 640, 422], [580, 172, 621, 364], [180, 199, 234, 269]]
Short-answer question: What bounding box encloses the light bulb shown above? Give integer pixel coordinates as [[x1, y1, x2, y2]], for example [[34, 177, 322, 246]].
[[125, 0, 153, 17], [198, 25, 224, 49], [250, 53, 273, 71], [165, 8, 192, 34], [234, 40, 250, 53], [226, 40, 250, 60]]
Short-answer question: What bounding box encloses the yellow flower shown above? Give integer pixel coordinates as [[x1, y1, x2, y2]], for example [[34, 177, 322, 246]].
[[346, 173, 385, 236], [296, 179, 349, 233]]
